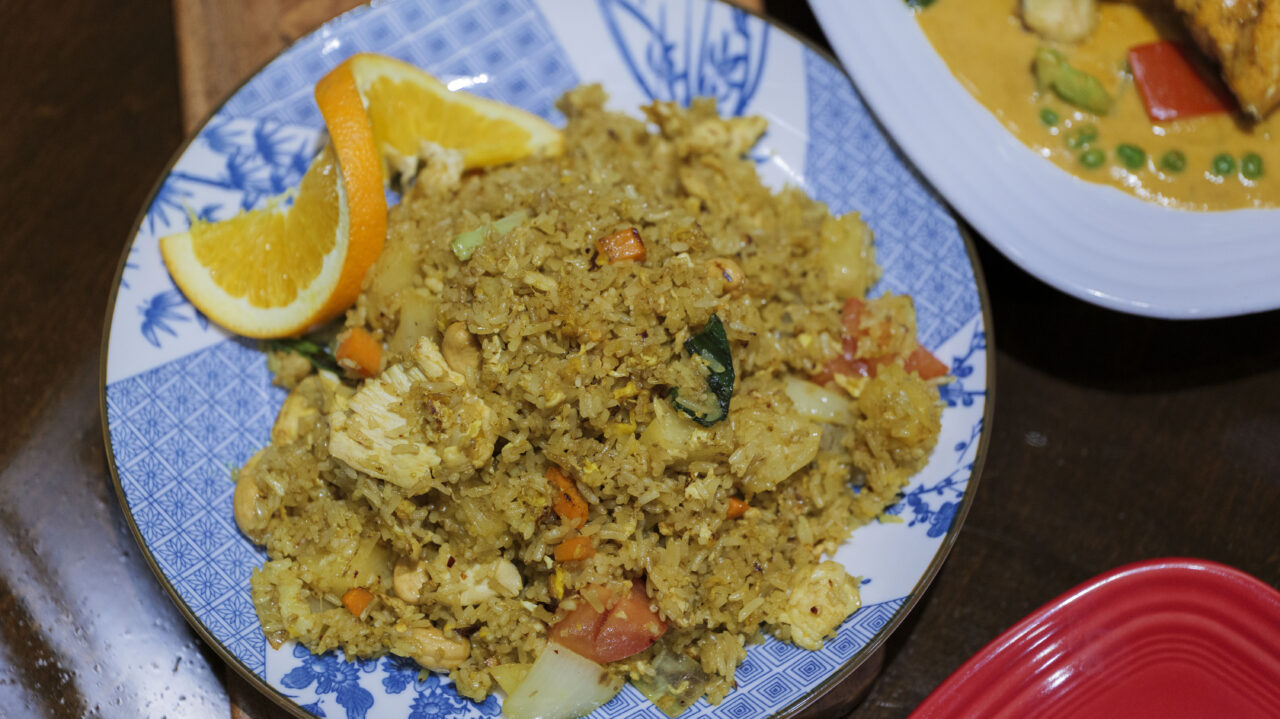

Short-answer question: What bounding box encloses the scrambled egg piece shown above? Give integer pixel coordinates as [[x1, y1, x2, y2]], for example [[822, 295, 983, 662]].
[[328, 336, 498, 493], [782, 562, 863, 651]]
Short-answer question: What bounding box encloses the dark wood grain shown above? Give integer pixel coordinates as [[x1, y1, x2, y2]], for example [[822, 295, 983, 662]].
[[173, 0, 367, 133], [1, 0, 1276, 718], [172, 0, 763, 133], [0, 1, 236, 716]]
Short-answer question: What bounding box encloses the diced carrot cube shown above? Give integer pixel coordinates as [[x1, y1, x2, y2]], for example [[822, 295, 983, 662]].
[[554, 535, 596, 562], [335, 326, 383, 378], [547, 466, 588, 528], [595, 228, 646, 264], [342, 587, 375, 617]]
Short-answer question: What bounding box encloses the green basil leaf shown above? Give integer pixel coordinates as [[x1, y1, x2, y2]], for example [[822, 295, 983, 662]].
[[670, 314, 735, 426], [265, 337, 342, 375]]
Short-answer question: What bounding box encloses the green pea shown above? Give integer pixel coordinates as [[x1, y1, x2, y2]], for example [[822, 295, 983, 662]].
[[1242, 153, 1264, 180], [1159, 150, 1187, 174], [1080, 148, 1106, 169], [1040, 108, 1060, 127], [1211, 153, 1236, 176], [1115, 144, 1146, 170], [1066, 124, 1099, 149]]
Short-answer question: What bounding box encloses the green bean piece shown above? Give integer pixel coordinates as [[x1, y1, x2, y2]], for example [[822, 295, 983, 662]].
[[450, 209, 530, 261], [1159, 150, 1187, 174], [1080, 148, 1106, 169], [1116, 144, 1146, 170], [1242, 153, 1264, 180], [1065, 124, 1099, 150], [1211, 154, 1236, 176], [1040, 108, 1060, 127], [1033, 47, 1113, 114]]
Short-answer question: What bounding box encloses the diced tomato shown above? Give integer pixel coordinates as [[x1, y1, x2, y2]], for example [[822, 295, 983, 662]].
[[813, 355, 874, 386], [818, 296, 938, 385], [840, 297, 865, 336], [840, 334, 859, 360], [1128, 41, 1233, 122], [548, 592, 604, 657], [550, 581, 667, 664], [904, 345, 948, 380]]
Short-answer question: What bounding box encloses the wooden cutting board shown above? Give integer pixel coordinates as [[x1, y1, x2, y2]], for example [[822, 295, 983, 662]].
[[173, 0, 762, 133], [167, 2, 869, 719]]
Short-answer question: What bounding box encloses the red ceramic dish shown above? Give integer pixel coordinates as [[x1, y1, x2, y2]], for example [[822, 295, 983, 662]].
[[912, 558, 1280, 718]]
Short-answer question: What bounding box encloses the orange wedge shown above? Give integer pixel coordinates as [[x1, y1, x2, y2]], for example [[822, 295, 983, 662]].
[[159, 62, 386, 338], [159, 53, 561, 339], [341, 53, 563, 181]]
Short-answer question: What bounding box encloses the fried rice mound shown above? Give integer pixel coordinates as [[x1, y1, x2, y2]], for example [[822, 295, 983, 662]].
[[235, 85, 942, 708]]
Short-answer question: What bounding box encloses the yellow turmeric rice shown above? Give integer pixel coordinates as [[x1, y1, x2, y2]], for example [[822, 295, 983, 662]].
[[234, 85, 944, 711]]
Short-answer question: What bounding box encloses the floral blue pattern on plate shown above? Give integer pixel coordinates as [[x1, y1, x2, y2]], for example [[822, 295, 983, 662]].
[[102, 1, 991, 717]]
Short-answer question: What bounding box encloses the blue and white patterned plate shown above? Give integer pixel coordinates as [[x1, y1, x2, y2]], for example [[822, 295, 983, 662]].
[[101, 1, 992, 717]]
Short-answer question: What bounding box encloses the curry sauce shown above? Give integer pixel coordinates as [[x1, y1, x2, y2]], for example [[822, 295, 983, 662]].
[[916, 0, 1279, 211]]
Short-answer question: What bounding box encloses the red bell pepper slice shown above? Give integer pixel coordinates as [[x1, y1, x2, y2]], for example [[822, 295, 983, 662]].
[[1128, 41, 1233, 122]]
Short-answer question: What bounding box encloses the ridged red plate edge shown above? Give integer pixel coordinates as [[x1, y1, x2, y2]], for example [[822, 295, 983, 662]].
[[912, 558, 1280, 719]]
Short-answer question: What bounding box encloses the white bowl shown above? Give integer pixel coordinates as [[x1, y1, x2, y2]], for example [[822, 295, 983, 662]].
[[811, 0, 1280, 319]]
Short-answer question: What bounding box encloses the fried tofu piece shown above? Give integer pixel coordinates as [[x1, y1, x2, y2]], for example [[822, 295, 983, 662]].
[[1173, 0, 1280, 117]]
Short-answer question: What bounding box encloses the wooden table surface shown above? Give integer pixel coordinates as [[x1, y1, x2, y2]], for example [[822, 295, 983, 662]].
[[2, 0, 1277, 717]]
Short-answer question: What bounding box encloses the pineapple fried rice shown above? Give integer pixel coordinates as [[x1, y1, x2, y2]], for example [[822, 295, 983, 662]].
[[233, 85, 944, 713]]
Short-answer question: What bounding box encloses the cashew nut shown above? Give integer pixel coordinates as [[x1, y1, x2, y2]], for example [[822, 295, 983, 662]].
[[393, 557, 429, 603], [441, 321, 481, 382], [392, 624, 470, 672], [271, 387, 318, 444], [706, 257, 746, 294], [233, 449, 273, 536]]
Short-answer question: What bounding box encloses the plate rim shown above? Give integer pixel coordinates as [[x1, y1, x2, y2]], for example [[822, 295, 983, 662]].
[[98, 1, 996, 717]]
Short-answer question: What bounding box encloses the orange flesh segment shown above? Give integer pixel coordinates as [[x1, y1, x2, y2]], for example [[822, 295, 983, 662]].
[[189, 147, 340, 308], [361, 76, 535, 169]]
